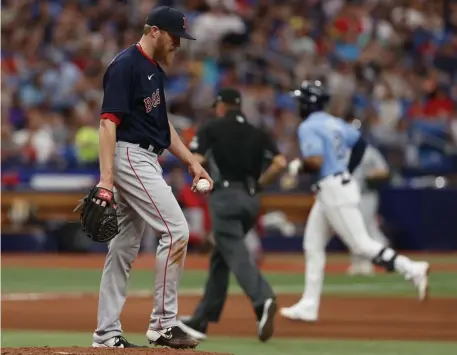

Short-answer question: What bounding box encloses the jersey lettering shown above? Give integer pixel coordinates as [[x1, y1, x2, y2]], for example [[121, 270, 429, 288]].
[[144, 89, 161, 113], [332, 129, 346, 160], [298, 112, 361, 179], [326, 119, 346, 161]]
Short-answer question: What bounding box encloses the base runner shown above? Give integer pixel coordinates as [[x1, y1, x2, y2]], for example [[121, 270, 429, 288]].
[[279, 80, 430, 322]]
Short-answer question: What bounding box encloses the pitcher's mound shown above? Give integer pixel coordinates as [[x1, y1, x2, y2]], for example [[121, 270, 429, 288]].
[[1, 347, 233, 355]]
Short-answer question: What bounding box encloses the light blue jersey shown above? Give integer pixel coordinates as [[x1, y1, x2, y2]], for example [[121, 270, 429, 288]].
[[297, 111, 360, 179]]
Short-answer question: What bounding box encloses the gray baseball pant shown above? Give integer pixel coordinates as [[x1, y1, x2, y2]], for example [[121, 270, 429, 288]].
[[192, 187, 275, 322], [93, 142, 189, 343]]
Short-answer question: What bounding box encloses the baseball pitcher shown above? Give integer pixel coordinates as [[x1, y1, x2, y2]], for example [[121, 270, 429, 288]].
[[77, 6, 213, 350]]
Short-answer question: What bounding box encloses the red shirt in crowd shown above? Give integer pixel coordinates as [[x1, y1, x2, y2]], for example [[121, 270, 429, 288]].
[[423, 97, 454, 118]]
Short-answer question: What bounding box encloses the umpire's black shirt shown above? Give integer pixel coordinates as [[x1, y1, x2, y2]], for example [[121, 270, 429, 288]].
[[189, 110, 279, 181], [101, 44, 170, 149]]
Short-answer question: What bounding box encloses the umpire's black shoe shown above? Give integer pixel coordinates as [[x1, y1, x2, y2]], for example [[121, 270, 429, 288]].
[[177, 316, 208, 341], [147, 326, 199, 349], [255, 298, 277, 342], [92, 335, 147, 348]]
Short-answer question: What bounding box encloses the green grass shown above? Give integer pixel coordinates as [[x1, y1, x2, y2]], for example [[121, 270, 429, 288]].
[[2, 331, 457, 355], [2, 267, 456, 297]]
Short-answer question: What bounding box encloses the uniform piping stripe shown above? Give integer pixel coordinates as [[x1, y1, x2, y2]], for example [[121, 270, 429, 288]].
[[126, 147, 172, 330], [101, 113, 121, 125], [135, 43, 157, 66]]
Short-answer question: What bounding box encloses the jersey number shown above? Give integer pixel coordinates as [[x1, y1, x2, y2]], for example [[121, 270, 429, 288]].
[[332, 130, 345, 160]]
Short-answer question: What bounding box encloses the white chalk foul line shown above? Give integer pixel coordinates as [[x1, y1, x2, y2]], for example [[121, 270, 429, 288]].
[[1, 282, 412, 302]]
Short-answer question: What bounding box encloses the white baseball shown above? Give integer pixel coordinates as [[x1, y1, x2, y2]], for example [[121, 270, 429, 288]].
[[196, 178, 211, 193], [288, 158, 302, 176]]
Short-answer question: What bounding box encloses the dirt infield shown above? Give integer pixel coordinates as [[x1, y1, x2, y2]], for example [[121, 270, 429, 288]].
[[0, 348, 231, 355], [2, 293, 456, 341], [2, 253, 457, 272], [2, 253, 457, 355]]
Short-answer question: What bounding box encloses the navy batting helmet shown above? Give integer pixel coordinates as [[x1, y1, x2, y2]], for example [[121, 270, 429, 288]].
[[290, 80, 330, 118]]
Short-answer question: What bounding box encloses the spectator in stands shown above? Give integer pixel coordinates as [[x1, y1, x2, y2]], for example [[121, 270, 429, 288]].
[[374, 81, 403, 133], [19, 73, 46, 109], [11, 107, 56, 165], [1, 0, 456, 179], [423, 87, 454, 120], [191, 0, 246, 55]]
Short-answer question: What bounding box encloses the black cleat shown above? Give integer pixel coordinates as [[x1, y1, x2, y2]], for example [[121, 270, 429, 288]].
[[177, 316, 208, 341], [256, 298, 277, 342], [147, 326, 199, 349], [92, 335, 147, 348]]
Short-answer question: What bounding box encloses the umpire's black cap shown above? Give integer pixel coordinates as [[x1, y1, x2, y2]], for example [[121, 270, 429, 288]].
[[146, 6, 196, 40], [212, 88, 242, 107]]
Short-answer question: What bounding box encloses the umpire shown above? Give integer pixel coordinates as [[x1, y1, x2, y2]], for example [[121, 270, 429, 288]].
[[178, 88, 287, 342]]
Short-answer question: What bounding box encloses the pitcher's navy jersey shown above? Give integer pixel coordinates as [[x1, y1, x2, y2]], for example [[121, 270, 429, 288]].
[[101, 44, 170, 149], [297, 111, 360, 179]]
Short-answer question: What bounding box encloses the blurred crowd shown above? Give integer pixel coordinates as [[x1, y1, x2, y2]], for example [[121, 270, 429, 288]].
[[2, 0, 457, 181]]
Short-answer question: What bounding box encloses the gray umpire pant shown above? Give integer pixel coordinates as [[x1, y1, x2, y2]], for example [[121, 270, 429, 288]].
[[192, 185, 275, 322]]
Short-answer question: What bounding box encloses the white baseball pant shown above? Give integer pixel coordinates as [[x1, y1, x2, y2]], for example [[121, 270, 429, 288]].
[[301, 174, 418, 315], [351, 191, 389, 266]]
